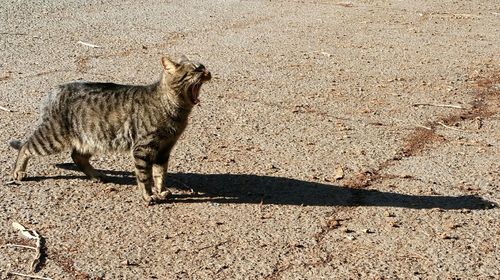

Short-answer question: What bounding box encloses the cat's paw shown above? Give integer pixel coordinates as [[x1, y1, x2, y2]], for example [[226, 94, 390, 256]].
[[143, 191, 172, 206], [89, 173, 108, 183], [144, 191, 172, 206], [156, 190, 172, 200], [12, 171, 27, 181], [143, 194, 154, 206]]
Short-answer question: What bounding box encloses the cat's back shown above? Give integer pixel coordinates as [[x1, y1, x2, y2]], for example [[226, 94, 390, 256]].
[[43, 81, 144, 112], [59, 81, 134, 97], [44, 81, 128, 104]]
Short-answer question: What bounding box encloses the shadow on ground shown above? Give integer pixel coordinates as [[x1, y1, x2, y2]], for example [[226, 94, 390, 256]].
[[169, 173, 496, 210], [51, 164, 496, 210]]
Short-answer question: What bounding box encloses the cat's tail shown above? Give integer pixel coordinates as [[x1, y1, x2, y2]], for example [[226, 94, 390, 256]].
[[8, 139, 23, 150]]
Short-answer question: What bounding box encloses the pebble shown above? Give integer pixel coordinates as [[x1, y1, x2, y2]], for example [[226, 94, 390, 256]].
[[384, 211, 395, 217]]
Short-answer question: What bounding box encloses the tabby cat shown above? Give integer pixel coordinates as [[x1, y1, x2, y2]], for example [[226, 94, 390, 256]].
[[9, 55, 211, 205]]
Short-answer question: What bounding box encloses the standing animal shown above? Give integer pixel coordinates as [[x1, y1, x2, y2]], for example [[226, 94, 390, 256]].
[[9, 55, 211, 205]]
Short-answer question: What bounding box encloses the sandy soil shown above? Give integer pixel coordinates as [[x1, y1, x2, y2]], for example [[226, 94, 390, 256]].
[[1, 0, 499, 279]]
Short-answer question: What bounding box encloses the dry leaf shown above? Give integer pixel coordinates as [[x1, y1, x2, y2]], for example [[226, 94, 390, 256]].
[[11, 221, 44, 272], [12, 222, 37, 239], [12, 222, 27, 231]]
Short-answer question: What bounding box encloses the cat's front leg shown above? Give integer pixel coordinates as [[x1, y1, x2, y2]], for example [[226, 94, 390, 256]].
[[133, 146, 155, 205], [152, 152, 172, 201]]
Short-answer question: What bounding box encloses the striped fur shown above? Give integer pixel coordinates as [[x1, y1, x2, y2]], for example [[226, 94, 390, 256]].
[[10, 55, 211, 205]]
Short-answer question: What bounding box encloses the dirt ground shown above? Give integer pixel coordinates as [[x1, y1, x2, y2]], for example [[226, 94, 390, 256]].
[[0, 0, 499, 279]]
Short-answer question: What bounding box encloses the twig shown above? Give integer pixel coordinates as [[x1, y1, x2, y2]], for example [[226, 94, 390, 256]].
[[77, 41, 102, 48], [5, 244, 38, 250], [4, 180, 20, 185], [412, 103, 464, 109], [416, 124, 433, 130], [7, 271, 53, 280], [437, 122, 464, 131], [0, 105, 13, 112]]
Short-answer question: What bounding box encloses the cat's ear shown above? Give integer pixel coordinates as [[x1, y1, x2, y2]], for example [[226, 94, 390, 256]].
[[161, 56, 178, 74], [179, 55, 189, 63]]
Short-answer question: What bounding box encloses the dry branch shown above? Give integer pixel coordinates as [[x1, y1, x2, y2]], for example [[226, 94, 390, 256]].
[[4, 180, 19, 185], [6, 271, 53, 280], [5, 244, 37, 250], [77, 41, 102, 48], [415, 124, 433, 130], [412, 103, 465, 109], [0, 105, 13, 112], [437, 122, 464, 131]]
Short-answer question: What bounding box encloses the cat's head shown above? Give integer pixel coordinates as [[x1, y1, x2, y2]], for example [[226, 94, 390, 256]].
[[161, 55, 211, 106]]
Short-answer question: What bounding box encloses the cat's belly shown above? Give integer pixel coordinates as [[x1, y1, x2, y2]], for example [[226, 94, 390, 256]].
[[72, 124, 134, 154], [72, 135, 132, 154]]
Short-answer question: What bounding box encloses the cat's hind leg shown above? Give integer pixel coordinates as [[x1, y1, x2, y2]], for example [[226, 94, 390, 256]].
[[11, 122, 66, 180], [12, 144, 30, 181], [71, 150, 106, 182]]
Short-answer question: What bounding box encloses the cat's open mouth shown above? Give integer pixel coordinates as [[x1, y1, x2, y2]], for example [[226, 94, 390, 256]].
[[190, 83, 202, 104], [189, 70, 210, 105]]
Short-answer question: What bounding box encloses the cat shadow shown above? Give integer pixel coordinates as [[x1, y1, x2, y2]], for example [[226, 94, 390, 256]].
[[168, 173, 496, 210], [50, 164, 496, 210], [26, 163, 136, 185]]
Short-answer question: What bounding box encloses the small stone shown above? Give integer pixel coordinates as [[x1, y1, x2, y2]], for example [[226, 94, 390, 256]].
[[326, 219, 341, 229], [388, 221, 400, 228], [384, 211, 395, 217], [334, 166, 344, 180]]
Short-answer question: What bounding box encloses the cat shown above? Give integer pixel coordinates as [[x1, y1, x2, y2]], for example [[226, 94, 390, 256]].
[[9, 55, 211, 205]]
